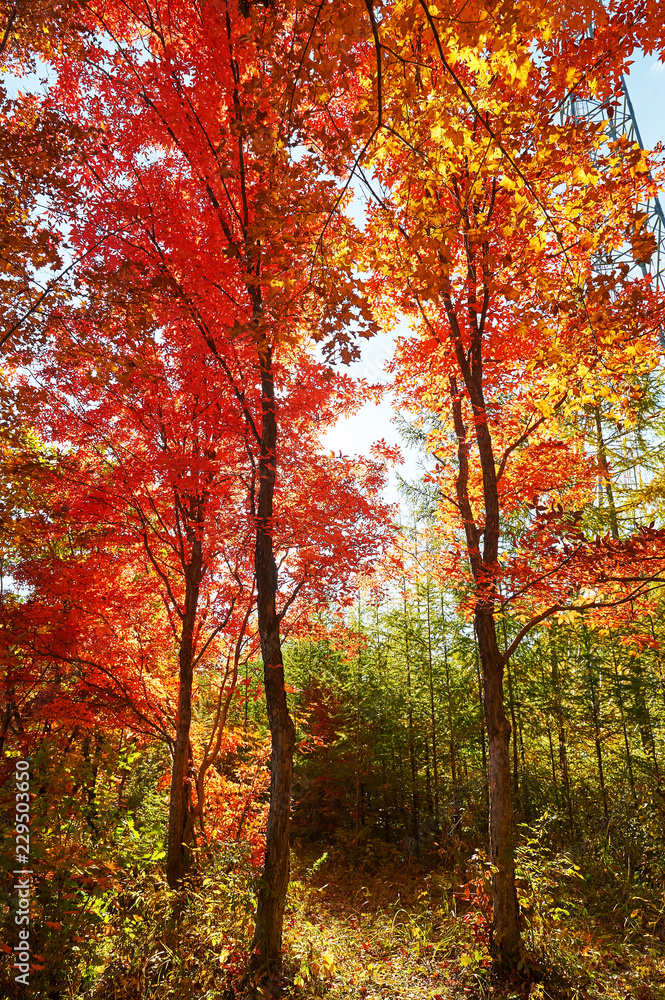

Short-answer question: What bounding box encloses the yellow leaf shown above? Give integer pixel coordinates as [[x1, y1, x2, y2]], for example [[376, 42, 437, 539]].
[[515, 58, 530, 89], [535, 400, 554, 418]]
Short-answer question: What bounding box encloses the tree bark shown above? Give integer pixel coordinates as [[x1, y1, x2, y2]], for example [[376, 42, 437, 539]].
[[166, 538, 202, 889], [251, 340, 295, 973], [434, 190, 523, 967], [355, 605, 362, 840], [443, 275, 522, 965], [476, 608, 522, 968], [506, 654, 520, 814], [443, 639, 460, 827], [426, 580, 440, 827], [594, 406, 619, 541], [550, 633, 575, 836], [583, 629, 608, 818], [404, 599, 419, 845], [474, 645, 488, 796], [540, 650, 560, 809], [631, 656, 661, 781], [609, 639, 637, 804]]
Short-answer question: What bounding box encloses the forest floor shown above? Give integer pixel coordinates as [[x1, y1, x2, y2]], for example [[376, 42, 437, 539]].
[[260, 839, 665, 1000]]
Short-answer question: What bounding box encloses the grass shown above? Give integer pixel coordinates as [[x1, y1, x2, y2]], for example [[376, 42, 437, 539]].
[[270, 837, 665, 1000], [74, 828, 665, 1000]]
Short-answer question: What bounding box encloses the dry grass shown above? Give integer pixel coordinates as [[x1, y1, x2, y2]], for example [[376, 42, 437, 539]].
[[266, 840, 665, 1000]]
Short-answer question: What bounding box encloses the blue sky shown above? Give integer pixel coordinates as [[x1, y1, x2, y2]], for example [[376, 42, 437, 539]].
[[322, 52, 665, 503], [625, 53, 665, 150]]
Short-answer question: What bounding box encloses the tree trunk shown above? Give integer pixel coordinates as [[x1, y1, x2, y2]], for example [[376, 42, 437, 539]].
[[441, 617, 460, 826], [546, 722, 559, 806], [631, 657, 661, 781], [516, 687, 529, 821], [500, 615, 520, 814], [610, 641, 637, 805], [541, 651, 559, 808], [649, 617, 665, 712], [426, 582, 440, 827], [475, 608, 521, 969], [551, 634, 575, 837], [82, 732, 103, 838], [594, 406, 619, 540], [356, 610, 362, 841], [382, 756, 391, 841], [506, 654, 520, 814], [251, 341, 295, 973], [404, 600, 419, 845], [475, 645, 488, 792], [442, 237, 523, 967], [167, 541, 202, 889], [583, 629, 608, 818]]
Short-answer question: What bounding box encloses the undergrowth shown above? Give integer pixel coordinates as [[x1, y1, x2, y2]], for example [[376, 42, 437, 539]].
[[9, 815, 662, 1000], [278, 825, 665, 1000]]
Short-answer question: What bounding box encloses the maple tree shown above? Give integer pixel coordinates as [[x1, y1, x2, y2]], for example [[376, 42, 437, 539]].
[[2, 319, 257, 889], [13, 0, 386, 972], [359, 0, 665, 971], [2, 0, 665, 990], [3, 278, 390, 885], [42, 320, 257, 890], [1, 0, 393, 971], [0, 0, 101, 358]]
